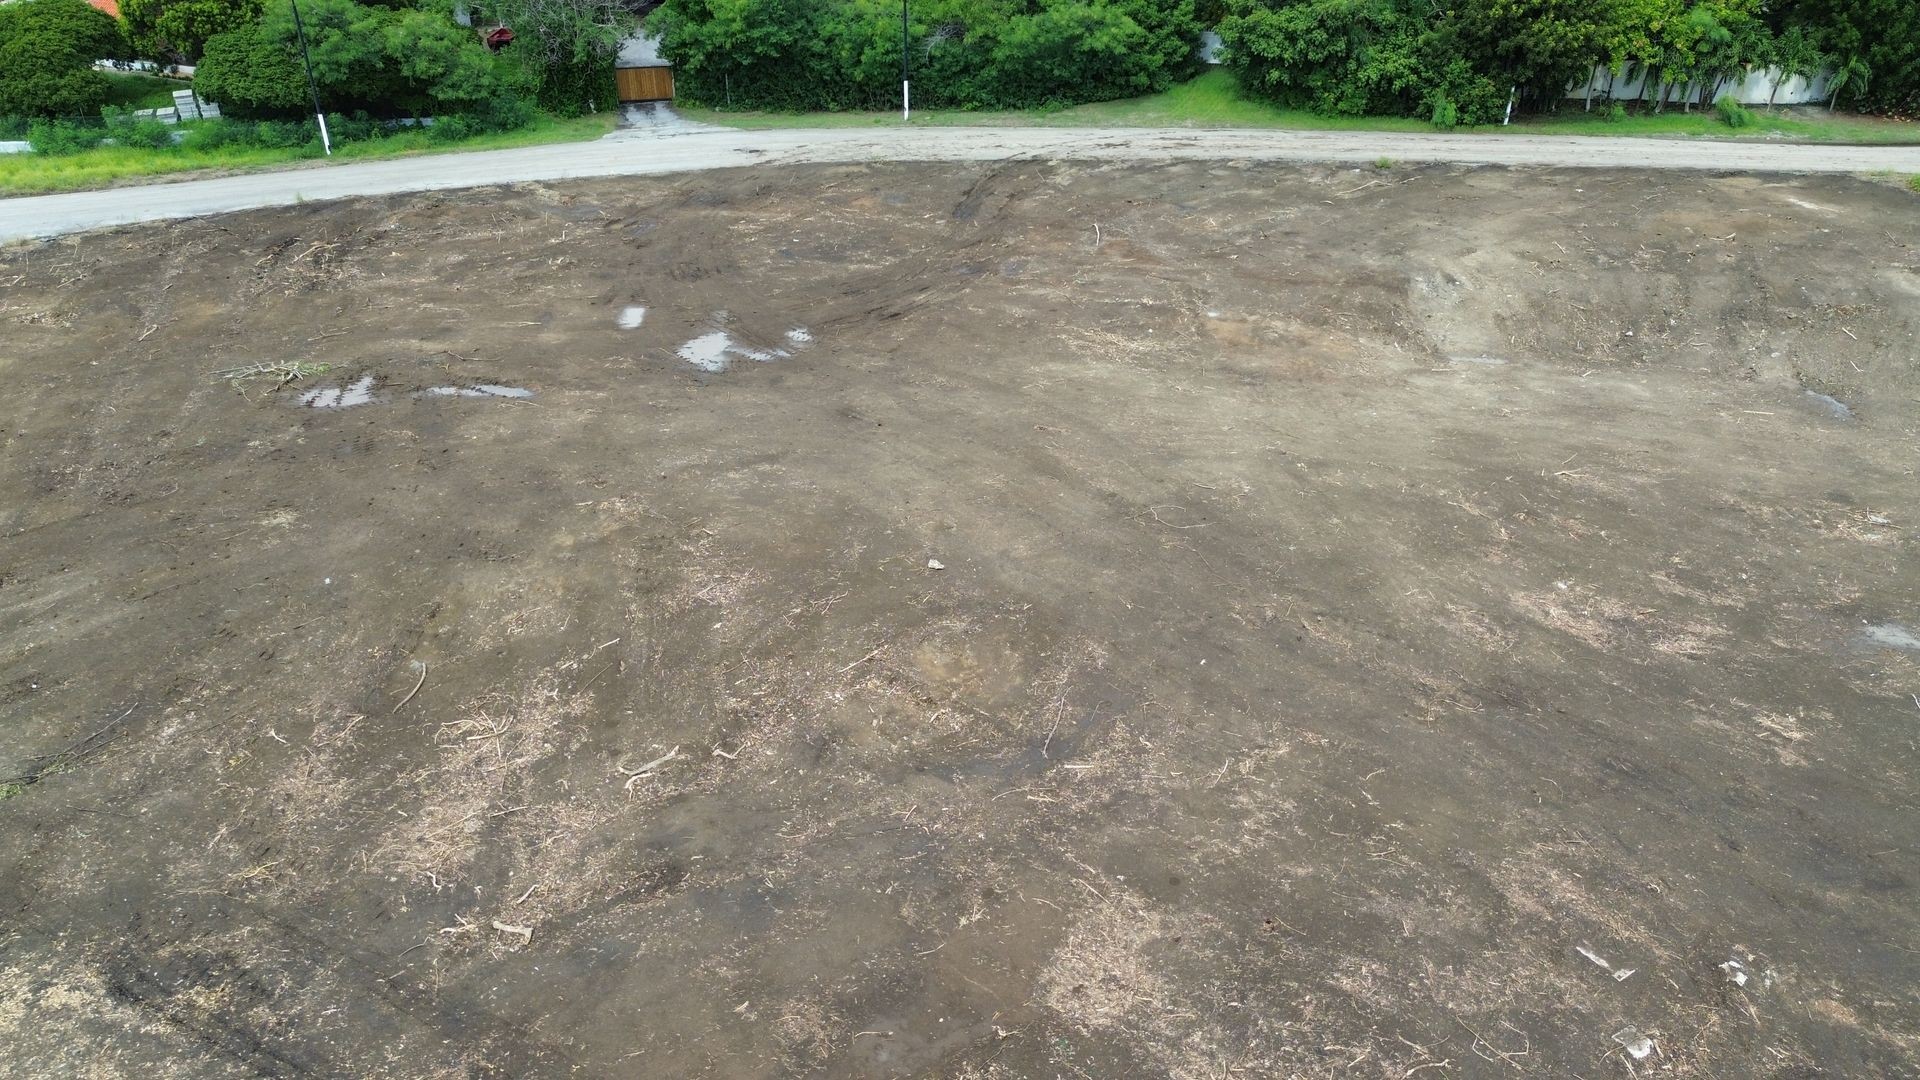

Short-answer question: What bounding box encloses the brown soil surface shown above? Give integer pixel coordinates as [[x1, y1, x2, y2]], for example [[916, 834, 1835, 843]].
[[3, 162, 1918, 1078]]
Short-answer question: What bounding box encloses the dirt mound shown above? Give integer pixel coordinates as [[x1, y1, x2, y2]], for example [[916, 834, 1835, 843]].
[[3, 162, 1917, 1077]]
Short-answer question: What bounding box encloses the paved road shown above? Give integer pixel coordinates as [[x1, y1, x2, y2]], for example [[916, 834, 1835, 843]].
[[5, 124, 1919, 242]]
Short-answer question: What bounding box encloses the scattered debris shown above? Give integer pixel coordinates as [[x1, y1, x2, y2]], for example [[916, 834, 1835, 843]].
[[616, 746, 683, 790], [616, 305, 647, 329], [927, 558, 946, 570], [1576, 944, 1637, 982], [1612, 1027, 1655, 1060], [393, 660, 428, 713], [492, 920, 533, 943], [1721, 959, 1749, 987], [215, 360, 331, 396]]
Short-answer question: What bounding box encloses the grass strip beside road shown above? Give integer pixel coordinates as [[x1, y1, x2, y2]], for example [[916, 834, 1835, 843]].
[[0, 112, 618, 197]]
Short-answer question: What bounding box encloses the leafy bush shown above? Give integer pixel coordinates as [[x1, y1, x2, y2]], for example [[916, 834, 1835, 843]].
[[195, 22, 308, 117], [28, 118, 105, 154], [1430, 94, 1458, 129], [654, 0, 1202, 111], [1714, 95, 1754, 127], [1604, 101, 1627, 123], [1215, 0, 1919, 123], [485, 0, 631, 115], [0, 0, 127, 118], [103, 107, 178, 148]]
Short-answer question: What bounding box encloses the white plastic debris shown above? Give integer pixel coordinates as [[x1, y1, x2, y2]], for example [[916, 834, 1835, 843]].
[[1612, 1027, 1654, 1060], [926, 559, 946, 570], [1721, 959, 1749, 987], [1577, 945, 1634, 981]]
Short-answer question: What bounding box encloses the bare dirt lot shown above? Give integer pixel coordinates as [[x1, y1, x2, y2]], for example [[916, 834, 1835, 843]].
[[2, 161, 1918, 1078]]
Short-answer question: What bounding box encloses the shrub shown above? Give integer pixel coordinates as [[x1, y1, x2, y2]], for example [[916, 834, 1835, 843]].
[[251, 118, 313, 148], [1715, 95, 1754, 128], [1604, 101, 1627, 123], [195, 22, 308, 118], [28, 118, 105, 154], [1909, 175, 1920, 194], [0, 0, 127, 118], [173, 115, 313, 149], [103, 109, 178, 148], [1429, 93, 1458, 129]]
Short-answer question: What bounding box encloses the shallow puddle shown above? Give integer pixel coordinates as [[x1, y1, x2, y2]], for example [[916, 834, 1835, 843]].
[[1860, 623, 1920, 651], [677, 327, 812, 373], [296, 375, 532, 408], [617, 306, 647, 330], [1804, 390, 1854, 421], [300, 375, 376, 408], [419, 384, 535, 400]]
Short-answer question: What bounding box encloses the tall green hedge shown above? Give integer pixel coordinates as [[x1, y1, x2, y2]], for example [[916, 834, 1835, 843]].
[[194, 0, 533, 119], [1220, 0, 1920, 122], [652, 0, 1202, 111], [0, 0, 127, 118]]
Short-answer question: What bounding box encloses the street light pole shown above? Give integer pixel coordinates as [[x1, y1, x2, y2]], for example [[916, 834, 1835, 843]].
[[900, 0, 910, 121], [288, 0, 332, 155]]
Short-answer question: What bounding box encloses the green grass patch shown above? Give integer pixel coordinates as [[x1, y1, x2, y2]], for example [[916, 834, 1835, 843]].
[[683, 67, 1919, 144], [1512, 102, 1917, 143], [101, 71, 189, 111], [1909, 175, 1920, 193], [0, 111, 617, 196]]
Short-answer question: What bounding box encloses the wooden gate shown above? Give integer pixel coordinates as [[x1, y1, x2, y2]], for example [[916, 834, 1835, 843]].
[[615, 67, 674, 102]]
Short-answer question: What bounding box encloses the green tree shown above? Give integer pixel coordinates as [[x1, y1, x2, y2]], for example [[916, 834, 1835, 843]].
[[655, 0, 1200, 112], [1776, 0, 1917, 113], [1441, 0, 1608, 107], [1825, 51, 1869, 111], [486, 0, 636, 114], [196, 0, 529, 117], [121, 0, 262, 62], [0, 0, 127, 118], [193, 21, 307, 116], [1764, 24, 1820, 109]]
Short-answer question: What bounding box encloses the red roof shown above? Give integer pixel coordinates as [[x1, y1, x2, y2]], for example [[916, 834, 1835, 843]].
[[87, 0, 119, 17]]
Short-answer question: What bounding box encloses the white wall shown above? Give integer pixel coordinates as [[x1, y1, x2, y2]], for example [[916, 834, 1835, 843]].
[[617, 32, 666, 68], [1566, 65, 1834, 106]]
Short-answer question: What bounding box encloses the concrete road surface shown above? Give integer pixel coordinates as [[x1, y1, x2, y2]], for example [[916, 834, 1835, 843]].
[[5, 123, 1919, 243]]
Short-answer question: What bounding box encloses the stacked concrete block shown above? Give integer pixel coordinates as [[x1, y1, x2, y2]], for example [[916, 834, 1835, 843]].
[[173, 89, 221, 120]]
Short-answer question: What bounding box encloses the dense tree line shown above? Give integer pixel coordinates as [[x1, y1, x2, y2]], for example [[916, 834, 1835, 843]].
[[1219, 0, 1917, 125], [652, 0, 1203, 111]]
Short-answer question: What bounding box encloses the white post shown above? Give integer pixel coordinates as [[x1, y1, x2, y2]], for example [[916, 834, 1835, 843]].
[[316, 112, 332, 155], [903, 80, 910, 121], [1503, 85, 1515, 126]]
